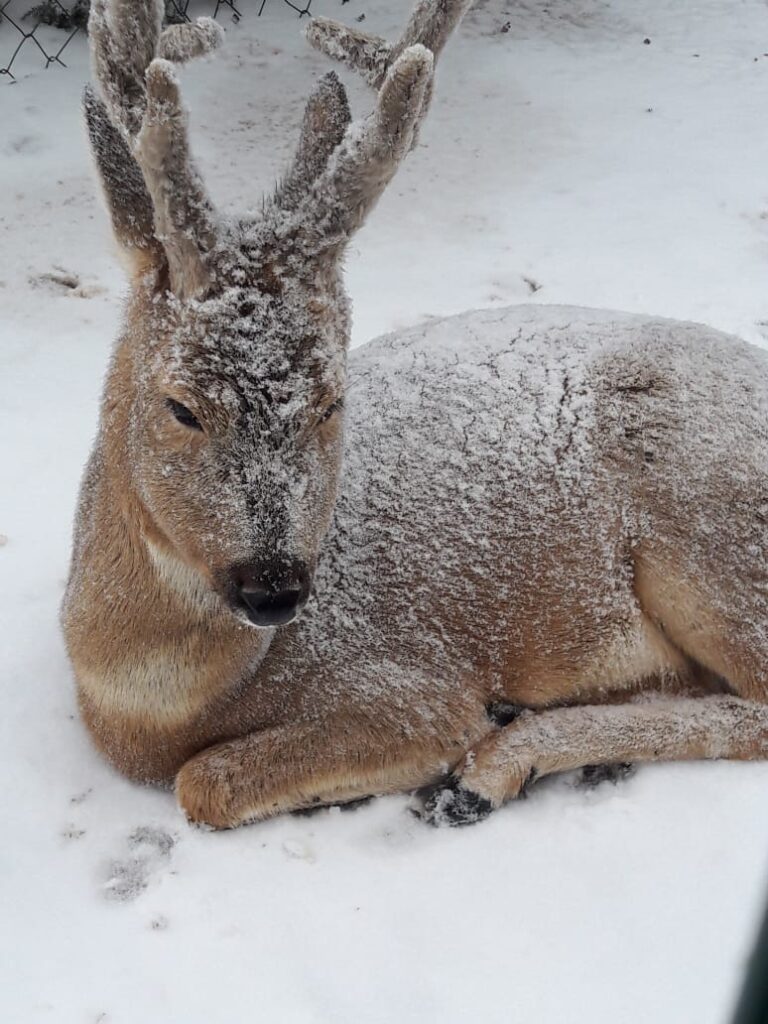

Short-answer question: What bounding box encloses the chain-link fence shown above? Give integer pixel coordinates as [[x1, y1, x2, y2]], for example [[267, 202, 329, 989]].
[[0, 0, 313, 81]]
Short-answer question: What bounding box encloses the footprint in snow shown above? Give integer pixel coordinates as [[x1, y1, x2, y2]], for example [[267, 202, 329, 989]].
[[28, 268, 107, 298], [61, 825, 86, 842], [102, 826, 176, 902], [5, 134, 46, 156], [282, 838, 316, 863]]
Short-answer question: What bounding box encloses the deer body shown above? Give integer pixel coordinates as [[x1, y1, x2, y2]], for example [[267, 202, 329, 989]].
[[63, 0, 768, 827], [66, 302, 768, 825]]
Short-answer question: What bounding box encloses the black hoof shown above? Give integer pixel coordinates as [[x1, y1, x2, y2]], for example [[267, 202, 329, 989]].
[[486, 701, 525, 727], [418, 776, 494, 827], [577, 762, 635, 789]]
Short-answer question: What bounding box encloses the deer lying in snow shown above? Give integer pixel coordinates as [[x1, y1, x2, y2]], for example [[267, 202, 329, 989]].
[[63, 0, 768, 829]]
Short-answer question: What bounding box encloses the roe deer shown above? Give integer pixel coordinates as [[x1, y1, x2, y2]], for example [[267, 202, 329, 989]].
[[63, 0, 768, 829]]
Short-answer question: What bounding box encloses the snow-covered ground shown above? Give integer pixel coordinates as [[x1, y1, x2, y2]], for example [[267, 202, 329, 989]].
[[2, 0, 768, 1020]]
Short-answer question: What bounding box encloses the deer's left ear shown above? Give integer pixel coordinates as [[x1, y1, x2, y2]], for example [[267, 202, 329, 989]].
[[83, 85, 165, 279]]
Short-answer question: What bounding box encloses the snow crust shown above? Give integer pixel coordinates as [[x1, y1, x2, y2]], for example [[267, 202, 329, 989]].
[[3, 1, 768, 1022]]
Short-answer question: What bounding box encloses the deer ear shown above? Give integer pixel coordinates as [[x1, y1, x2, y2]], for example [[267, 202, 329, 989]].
[[83, 85, 165, 279], [274, 72, 351, 213]]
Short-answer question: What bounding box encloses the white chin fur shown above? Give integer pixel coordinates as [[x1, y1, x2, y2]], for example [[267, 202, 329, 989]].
[[144, 538, 219, 612]]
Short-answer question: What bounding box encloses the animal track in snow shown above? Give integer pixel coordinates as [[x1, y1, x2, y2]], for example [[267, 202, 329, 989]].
[[61, 825, 86, 841], [28, 267, 107, 298], [102, 826, 176, 902], [282, 838, 316, 863], [5, 134, 46, 156]]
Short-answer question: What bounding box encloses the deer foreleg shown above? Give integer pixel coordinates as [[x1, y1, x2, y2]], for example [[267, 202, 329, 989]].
[[421, 696, 768, 826], [176, 718, 484, 829]]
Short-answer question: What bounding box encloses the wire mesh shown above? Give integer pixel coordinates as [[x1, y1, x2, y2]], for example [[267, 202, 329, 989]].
[[0, 0, 312, 81]]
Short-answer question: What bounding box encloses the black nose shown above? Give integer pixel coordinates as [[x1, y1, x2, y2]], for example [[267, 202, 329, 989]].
[[231, 561, 310, 628], [237, 583, 303, 627]]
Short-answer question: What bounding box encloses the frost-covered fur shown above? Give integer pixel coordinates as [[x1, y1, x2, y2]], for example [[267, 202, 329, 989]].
[[63, 0, 768, 829]]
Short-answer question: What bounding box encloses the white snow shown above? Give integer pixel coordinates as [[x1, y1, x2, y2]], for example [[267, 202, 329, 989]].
[[2, 0, 768, 1021]]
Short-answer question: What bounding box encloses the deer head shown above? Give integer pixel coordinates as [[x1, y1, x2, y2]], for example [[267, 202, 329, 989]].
[[85, 0, 463, 628]]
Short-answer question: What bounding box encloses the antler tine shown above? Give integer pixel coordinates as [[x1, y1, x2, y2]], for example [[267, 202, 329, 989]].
[[158, 19, 225, 64], [305, 18, 390, 90], [138, 59, 218, 299], [306, 0, 473, 90], [393, 0, 474, 66], [88, 0, 223, 299], [292, 45, 434, 249]]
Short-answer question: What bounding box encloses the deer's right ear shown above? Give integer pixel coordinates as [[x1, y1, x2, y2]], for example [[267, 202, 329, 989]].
[[83, 85, 165, 279]]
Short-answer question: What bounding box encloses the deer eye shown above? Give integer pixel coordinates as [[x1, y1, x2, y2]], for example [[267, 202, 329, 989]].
[[319, 398, 344, 425], [167, 398, 202, 431]]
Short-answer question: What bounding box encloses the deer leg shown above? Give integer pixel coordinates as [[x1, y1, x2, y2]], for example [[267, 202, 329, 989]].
[[420, 696, 768, 826], [176, 716, 488, 829]]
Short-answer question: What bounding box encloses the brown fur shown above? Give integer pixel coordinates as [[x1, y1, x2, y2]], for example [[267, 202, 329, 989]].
[[63, 0, 768, 829]]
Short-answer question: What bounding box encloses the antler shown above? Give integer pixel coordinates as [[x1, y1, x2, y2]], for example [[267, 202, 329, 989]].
[[306, 0, 473, 92], [88, 0, 223, 299], [281, 44, 434, 254], [277, 0, 472, 246]]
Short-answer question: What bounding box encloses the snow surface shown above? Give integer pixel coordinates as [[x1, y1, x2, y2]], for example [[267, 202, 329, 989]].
[[3, 0, 768, 1021]]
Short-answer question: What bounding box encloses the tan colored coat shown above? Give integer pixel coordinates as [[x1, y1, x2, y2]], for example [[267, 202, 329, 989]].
[[63, 0, 768, 828]]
